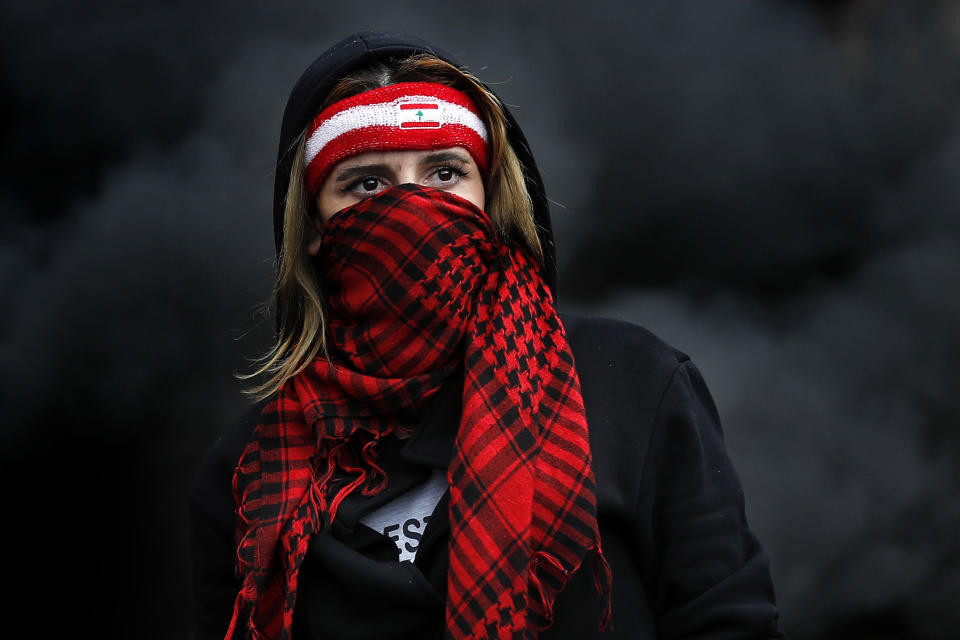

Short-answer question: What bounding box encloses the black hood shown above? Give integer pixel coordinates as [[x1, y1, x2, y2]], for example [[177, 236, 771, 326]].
[[272, 30, 558, 296]]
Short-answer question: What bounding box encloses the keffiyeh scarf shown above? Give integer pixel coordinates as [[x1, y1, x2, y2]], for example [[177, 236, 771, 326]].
[[227, 184, 610, 639]]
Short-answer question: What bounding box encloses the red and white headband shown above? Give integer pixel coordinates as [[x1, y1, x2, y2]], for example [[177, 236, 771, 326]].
[[303, 82, 490, 199]]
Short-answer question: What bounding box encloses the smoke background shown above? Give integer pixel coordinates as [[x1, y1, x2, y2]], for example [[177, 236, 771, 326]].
[[1, 0, 957, 638]]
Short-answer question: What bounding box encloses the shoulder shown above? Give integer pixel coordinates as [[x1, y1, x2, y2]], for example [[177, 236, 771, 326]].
[[201, 400, 269, 477], [190, 399, 270, 519], [558, 313, 699, 506], [559, 311, 690, 401], [560, 312, 689, 368]]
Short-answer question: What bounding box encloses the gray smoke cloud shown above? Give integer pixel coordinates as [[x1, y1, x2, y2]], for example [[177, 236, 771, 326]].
[[1, 1, 957, 638], [560, 3, 960, 637]]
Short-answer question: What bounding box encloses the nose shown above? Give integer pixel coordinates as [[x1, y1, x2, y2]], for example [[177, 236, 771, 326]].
[[396, 165, 421, 186]]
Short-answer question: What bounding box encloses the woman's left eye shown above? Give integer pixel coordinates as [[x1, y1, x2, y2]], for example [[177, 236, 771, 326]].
[[432, 166, 465, 183], [359, 177, 381, 191]]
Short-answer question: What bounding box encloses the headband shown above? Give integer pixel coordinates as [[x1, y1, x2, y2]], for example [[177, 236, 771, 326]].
[[303, 82, 490, 200]]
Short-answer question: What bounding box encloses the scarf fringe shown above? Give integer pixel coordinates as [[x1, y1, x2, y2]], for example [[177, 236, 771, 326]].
[[315, 430, 394, 523], [223, 596, 242, 640], [529, 550, 568, 624], [593, 542, 614, 631], [224, 581, 259, 640], [529, 543, 614, 633], [229, 451, 261, 640]]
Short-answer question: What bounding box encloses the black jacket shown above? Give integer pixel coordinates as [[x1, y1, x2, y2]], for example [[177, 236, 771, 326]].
[[190, 314, 785, 639], [189, 31, 785, 639]]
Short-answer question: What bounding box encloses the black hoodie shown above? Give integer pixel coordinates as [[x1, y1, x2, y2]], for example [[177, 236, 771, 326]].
[[189, 31, 787, 640]]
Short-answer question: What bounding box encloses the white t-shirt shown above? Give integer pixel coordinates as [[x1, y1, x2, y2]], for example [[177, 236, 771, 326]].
[[358, 468, 447, 563]]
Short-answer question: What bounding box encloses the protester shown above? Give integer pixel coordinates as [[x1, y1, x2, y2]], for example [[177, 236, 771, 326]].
[[189, 31, 786, 640]]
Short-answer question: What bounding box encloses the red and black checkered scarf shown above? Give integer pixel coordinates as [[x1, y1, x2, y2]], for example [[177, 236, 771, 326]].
[[227, 184, 610, 639]]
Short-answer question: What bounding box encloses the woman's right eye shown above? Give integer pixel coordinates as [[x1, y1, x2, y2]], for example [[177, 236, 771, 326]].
[[344, 176, 388, 196]]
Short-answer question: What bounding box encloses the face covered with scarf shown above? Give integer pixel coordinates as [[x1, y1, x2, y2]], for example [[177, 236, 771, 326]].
[[227, 83, 609, 640]]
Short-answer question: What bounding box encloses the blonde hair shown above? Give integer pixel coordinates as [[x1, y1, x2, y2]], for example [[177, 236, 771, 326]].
[[243, 54, 543, 399]]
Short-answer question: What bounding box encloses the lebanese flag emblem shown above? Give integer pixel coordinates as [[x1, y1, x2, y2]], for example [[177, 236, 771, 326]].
[[397, 101, 443, 129]]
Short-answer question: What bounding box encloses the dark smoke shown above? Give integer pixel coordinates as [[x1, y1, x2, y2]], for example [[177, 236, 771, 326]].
[[558, 3, 960, 638], [553, 1, 960, 298], [1, 1, 957, 638]]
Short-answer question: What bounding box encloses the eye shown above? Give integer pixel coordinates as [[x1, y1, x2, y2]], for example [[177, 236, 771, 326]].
[[343, 175, 388, 196], [430, 165, 466, 185], [358, 177, 381, 192]]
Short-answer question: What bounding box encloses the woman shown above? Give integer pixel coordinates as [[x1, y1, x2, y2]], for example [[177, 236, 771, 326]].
[[190, 31, 787, 640]]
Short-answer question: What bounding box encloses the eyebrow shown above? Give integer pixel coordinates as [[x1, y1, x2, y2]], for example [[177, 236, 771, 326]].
[[417, 150, 471, 167], [333, 163, 394, 184]]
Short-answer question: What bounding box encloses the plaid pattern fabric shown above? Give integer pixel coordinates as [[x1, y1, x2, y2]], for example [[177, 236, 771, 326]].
[[227, 184, 609, 639]]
